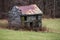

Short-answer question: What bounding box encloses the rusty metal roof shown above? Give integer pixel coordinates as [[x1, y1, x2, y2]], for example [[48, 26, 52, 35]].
[[18, 4, 43, 15]]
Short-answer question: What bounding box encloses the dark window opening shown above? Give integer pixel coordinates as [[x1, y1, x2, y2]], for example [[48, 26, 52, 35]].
[[36, 16, 38, 20], [30, 22, 33, 27], [24, 16, 27, 21]]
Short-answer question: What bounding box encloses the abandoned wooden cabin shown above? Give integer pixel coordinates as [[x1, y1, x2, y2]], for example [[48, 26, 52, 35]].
[[18, 4, 43, 30], [9, 4, 42, 29]]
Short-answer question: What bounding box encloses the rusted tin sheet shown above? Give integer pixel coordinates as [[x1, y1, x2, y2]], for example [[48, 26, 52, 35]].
[[17, 4, 43, 15]]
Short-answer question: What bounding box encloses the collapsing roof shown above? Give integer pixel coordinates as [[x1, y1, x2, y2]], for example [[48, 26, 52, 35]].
[[18, 4, 43, 15]]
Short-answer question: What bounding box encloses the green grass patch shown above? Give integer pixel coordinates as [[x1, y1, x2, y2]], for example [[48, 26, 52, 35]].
[[0, 29, 60, 40]]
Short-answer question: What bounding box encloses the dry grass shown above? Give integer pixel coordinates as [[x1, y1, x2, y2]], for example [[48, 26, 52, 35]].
[[0, 19, 8, 28], [42, 18, 60, 33]]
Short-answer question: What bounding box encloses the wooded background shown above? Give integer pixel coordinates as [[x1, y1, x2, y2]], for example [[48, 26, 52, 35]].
[[0, 0, 60, 18]]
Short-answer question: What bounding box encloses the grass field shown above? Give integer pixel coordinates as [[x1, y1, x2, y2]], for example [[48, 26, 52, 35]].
[[0, 29, 60, 40], [0, 19, 60, 40]]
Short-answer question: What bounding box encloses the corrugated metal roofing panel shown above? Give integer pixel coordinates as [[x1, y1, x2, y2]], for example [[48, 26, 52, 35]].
[[17, 4, 43, 15]]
